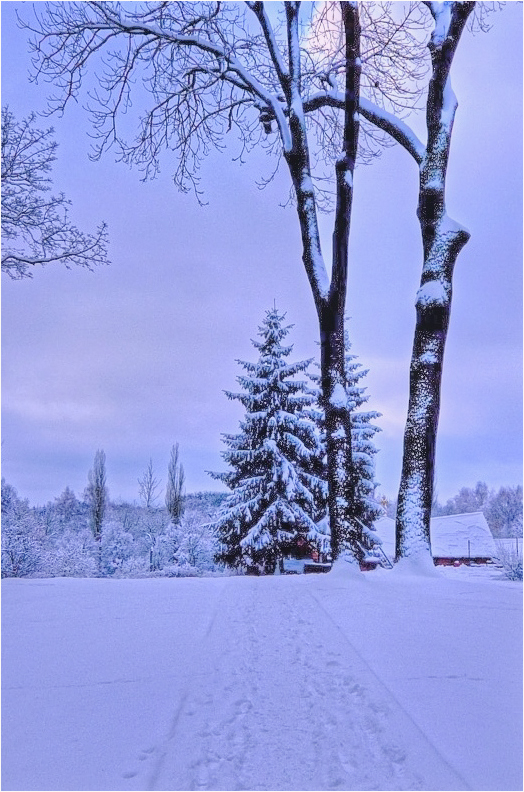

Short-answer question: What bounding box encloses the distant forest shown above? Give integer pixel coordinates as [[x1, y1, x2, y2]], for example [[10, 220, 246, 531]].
[[2, 477, 521, 579]]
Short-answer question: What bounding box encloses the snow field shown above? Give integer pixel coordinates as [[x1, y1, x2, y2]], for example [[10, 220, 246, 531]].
[[2, 569, 522, 791]]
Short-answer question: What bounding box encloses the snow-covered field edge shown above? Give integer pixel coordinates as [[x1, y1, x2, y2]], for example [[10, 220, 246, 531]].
[[2, 566, 522, 792]]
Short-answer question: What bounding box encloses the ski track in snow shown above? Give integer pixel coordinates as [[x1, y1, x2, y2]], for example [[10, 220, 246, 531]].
[[129, 577, 462, 791]]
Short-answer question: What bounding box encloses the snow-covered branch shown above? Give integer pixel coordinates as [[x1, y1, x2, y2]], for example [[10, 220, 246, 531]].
[[1, 107, 109, 279]]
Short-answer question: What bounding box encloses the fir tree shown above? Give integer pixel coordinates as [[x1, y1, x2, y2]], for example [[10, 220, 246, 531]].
[[210, 307, 326, 573], [308, 328, 382, 556]]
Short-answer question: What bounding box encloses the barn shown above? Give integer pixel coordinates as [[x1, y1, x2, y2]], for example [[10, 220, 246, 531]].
[[369, 511, 497, 567]]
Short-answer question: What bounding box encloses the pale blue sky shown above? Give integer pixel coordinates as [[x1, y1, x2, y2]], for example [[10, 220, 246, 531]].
[[1, 2, 522, 506]]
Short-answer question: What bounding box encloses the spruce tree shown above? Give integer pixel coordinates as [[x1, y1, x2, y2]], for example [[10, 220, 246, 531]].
[[210, 307, 326, 573]]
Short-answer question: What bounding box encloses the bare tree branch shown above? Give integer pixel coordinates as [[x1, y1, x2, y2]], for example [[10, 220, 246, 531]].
[[1, 107, 109, 279]]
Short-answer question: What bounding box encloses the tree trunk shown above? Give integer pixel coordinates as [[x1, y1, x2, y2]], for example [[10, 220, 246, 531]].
[[396, 217, 469, 559], [320, 306, 360, 562], [395, 3, 474, 562], [284, 3, 362, 563]]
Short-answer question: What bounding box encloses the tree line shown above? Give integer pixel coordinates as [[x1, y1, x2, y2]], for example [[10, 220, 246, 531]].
[[2, 304, 521, 578], [2, 442, 194, 578]]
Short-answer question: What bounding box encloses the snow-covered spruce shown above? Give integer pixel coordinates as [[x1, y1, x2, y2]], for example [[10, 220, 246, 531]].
[[209, 307, 326, 573], [307, 329, 382, 558]]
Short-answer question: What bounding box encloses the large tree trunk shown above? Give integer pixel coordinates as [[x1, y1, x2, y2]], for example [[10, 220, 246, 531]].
[[322, 2, 362, 563], [395, 2, 474, 562], [284, 3, 362, 563], [319, 305, 357, 562], [396, 218, 469, 559]]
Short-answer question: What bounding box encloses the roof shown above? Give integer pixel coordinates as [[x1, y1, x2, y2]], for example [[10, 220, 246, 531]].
[[372, 512, 496, 562]]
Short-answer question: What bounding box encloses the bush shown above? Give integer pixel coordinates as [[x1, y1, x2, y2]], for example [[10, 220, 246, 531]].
[[495, 541, 523, 581]]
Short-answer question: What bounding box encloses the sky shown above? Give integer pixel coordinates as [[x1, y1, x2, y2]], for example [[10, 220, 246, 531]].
[[1, 1, 522, 507]]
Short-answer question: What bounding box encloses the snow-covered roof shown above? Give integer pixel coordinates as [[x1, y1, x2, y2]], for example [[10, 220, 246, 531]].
[[430, 512, 496, 558], [373, 512, 496, 561]]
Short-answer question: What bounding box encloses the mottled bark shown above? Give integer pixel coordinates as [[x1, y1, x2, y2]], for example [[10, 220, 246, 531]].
[[284, 3, 362, 562], [395, 2, 474, 561], [323, 3, 362, 562]]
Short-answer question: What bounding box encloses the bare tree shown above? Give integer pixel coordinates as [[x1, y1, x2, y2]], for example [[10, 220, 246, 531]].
[[26, 1, 427, 562], [166, 443, 185, 525], [85, 449, 108, 570], [309, 3, 490, 562], [1, 107, 109, 279], [138, 458, 163, 570], [138, 458, 162, 509], [295, 2, 500, 565], [485, 486, 523, 539]]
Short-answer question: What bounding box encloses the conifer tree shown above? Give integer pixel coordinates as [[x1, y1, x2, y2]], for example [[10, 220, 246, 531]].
[[210, 307, 326, 573]]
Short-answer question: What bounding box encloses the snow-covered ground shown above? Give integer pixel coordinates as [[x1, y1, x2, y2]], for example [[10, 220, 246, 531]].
[[2, 565, 522, 792]]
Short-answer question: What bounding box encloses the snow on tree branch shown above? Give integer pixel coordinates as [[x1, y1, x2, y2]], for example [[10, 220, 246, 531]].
[[1, 107, 109, 279]]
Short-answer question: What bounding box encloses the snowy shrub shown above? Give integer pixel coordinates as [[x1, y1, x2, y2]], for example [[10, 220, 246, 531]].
[[2, 523, 43, 578], [43, 528, 98, 577], [162, 561, 202, 577], [495, 541, 523, 581], [151, 514, 219, 574], [110, 555, 149, 578]]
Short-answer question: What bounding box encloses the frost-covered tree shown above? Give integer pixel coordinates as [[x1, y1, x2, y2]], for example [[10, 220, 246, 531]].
[[1, 478, 44, 577], [52, 486, 86, 529], [346, 352, 382, 531], [165, 444, 185, 525], [138, 459, 162, 509], [26, 2, 427, 563], [436, 481, 490, 517], [308, 328, 382, 557], [392, 2, 475, 563], [84, 450, 108, 570], [210, 307, 325, 573], [101, 521, 144, 576], [485, 486, 523, 539], [137, 459, 164, 570], [157, 509, 219, 576], [32, 486, 88, 539], [1, 107, 108, 279], [44, 527, 98, 577]]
